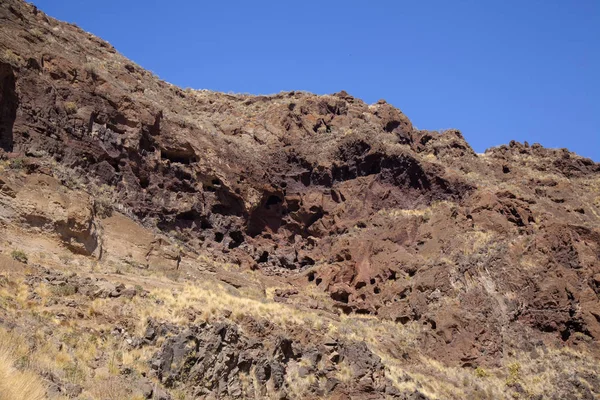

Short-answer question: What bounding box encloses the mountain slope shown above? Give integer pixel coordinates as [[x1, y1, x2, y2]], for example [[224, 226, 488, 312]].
[[0, 0, 599, 399]]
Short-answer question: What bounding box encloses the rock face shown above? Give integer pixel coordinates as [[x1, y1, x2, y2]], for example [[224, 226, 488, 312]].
[[0, 0, 600, 399], [148, 320, 399, 399]]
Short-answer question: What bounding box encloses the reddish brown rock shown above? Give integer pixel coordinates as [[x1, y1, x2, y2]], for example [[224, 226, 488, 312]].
[[0, 0, 599, 398]]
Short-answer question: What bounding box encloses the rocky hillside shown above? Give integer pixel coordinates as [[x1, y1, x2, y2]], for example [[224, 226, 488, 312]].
[[1, 1, 599, 399]]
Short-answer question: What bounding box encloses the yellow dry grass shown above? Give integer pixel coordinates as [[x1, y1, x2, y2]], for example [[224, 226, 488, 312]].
[[0, 254, 598, 400], [0, 329, 46, 400], [382, 345, 600, 400]]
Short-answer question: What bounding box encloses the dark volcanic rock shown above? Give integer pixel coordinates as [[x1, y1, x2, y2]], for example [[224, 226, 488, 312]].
[[148, 319, 400, 399]]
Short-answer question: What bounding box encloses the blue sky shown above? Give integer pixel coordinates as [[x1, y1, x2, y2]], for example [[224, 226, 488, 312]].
[[32, 0, 599, 161]]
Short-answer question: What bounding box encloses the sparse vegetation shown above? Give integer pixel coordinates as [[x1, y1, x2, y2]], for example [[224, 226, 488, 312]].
[[93, 185, 115, 218], [0, 244, 597, 400], [2, 49, 22, 66], [8, 158, 25, 170], [11, 250, 28, 264], [0, 329, 46, 400], [94, 197, 113, 218], [59, 254, 74, 265], [28, 28, 43, 40], [84, 62, 99, 80], [64, 101, 78, 115], [505, 362, 521, 386], [50, 283, 78, 297]]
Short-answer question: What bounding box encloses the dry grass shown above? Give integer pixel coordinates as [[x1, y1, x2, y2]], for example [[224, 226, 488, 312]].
[[11, 249, 28, 264], [378, 207, 430, 219], [455, 230, 496, 257], [87, 373, 132, 400], [138, 281, 316, 331], [64, 102, 78, 115], [376, 200, 452, 223], [382, 346, 600, 400], [2, 49, 23, 66], [138, 279, 418, 355], [0, 250, 598, 400], [284, 362, 318, 398], [0, 329, 46, 400]]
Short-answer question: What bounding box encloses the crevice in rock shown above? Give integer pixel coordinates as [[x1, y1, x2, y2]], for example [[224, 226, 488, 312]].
[[384, 120, 401, 133], [247, 192, 285, 237], [0, 62, 18, 152], [160, 144, 198, 165]]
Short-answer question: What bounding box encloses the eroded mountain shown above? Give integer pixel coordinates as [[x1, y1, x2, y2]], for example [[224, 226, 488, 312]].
[[0, 1, 599, 399]]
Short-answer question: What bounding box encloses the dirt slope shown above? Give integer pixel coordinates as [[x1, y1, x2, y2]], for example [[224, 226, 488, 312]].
[[0, 1, 599, 399]]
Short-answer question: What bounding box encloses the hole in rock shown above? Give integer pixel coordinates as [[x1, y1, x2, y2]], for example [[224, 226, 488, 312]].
[[331, 291, 349, 304], [299, 257, 315, 267], [139, 132, 156, 153], [228, 231, 244, 249], [265, 195, 282, 209], [262, 364, 272, 381], [161, 147, 197, 165], [257, 251, 269, 263], [384, 120, 401, 133], [139, 176, 150, 189]]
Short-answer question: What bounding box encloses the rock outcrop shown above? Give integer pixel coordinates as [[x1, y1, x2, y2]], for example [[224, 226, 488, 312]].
[[0, 0, 599, 399]]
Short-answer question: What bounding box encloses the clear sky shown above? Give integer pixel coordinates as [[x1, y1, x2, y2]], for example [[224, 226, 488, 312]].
[[31, 0, 599, 161]]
